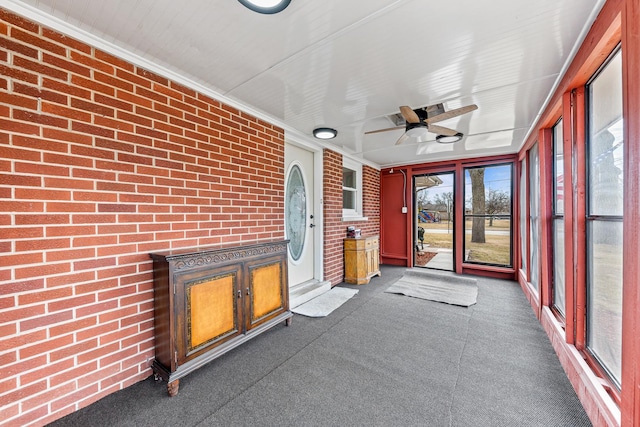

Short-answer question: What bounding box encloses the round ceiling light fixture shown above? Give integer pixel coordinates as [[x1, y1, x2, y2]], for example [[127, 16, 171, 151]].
[[405, 125, 428, 138], [435, 132, 463, 143], [313, 127, 337, 139], [238, 0, 291, 14]]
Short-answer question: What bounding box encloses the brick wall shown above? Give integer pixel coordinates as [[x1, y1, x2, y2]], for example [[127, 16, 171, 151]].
[[322, 149, 380, 285], [0, 10, 285, 426]]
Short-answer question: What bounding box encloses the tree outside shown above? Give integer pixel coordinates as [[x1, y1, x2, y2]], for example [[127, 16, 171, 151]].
[[469, 168, 485, 243], [433, 192, 453, 223], [486, 188, 511, 226]]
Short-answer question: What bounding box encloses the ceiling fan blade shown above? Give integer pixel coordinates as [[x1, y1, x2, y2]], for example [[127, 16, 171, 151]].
[[425, 104, 478, 124], [399, 106, 421, 123], [427, 124, 459, 136], [395, 133, 410, 145], [364, 126, 404, 135]]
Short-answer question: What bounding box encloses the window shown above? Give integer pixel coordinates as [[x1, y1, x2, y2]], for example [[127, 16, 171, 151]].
[[342, 158, 364, 219], [552, 119, 566, 316], [585, 48, 623, 387], [529, 144, 540, 291], [463, 163, 513, 267], [343, 168, 356, 209], [519, 160, 527, 272]]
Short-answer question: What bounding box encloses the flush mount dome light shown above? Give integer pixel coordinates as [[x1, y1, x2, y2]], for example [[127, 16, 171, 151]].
[[436, 132, 463, 143], [238, 0, 291, 14], [313, 127, 337, 139]]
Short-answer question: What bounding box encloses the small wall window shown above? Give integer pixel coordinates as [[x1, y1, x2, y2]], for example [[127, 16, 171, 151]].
[[343, 168, 356, 210], [342, 158, 364, 219]]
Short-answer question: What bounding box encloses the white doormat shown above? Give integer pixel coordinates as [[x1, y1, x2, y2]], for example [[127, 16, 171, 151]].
[[291, 287, 358, 317], [384, 268, 478, 307]]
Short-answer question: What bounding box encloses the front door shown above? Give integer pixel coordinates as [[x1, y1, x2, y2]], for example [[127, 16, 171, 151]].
[[284, 144, 315, 286]]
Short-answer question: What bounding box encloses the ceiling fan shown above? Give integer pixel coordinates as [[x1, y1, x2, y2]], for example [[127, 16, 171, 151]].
[[365, 103, 478, 145]]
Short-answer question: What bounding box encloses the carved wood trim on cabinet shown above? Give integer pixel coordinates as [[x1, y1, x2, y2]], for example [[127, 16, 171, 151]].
[[150, 240, 292, 396]]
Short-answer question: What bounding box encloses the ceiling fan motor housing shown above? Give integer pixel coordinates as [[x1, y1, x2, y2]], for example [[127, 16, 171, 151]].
[[414, 108, 428, 121], [404, 108, 428, 136], [405, 108, 427, 131]]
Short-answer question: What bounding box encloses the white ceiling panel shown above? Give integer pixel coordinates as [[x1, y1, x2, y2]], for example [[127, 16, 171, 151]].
[[6, 0, 605, 167]]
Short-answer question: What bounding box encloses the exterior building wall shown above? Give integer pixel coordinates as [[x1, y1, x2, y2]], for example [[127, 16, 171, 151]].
[[0, 9, 287, 426], [322, 149, 380, 285]]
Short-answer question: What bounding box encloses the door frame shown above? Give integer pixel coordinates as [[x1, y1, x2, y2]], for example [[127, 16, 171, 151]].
[[412, 170, 456, 271], [284, 136, 325, 284]]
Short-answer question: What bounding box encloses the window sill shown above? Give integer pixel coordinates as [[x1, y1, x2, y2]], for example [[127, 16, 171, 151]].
[[342, 216, 368, 222]]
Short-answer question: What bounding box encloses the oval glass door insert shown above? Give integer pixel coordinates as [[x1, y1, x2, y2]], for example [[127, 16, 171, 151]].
[[285, 165, 306, 261]]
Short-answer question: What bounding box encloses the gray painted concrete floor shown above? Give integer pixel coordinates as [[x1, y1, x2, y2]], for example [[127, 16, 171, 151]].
[[49, 265, 591, 427]]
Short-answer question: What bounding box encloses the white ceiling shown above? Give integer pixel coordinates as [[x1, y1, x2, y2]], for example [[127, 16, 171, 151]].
[[4, 0, 605, 168]]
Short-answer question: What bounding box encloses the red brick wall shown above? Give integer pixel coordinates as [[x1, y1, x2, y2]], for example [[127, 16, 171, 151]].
[[322, 149, 380, 285], [0, 10, 284, 426]]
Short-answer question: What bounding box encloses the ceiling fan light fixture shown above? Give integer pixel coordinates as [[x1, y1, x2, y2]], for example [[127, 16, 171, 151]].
[[436, 132, 463, 144], [405, 125, 427, 138], [313, 127, 337, 139], [238, 0, 291, 14]]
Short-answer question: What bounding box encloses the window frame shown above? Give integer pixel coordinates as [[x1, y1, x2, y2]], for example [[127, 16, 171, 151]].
[[528, 143, 540, 292], [462, 162, 514, 268], [583, 45, 624, 391], [551, 118, 566, 319], [342, 157, 366, 220], [519, 159, 527, 273]]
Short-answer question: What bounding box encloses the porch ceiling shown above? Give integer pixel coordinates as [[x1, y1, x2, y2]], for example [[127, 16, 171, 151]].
[[4, 0, 605, 168]]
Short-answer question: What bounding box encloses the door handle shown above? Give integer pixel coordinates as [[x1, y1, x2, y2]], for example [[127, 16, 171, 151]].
[[310, 223, 315, 228]]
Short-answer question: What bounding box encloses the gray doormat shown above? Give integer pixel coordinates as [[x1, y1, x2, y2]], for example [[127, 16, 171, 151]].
[[291, 287, 358, 317], [384, 269, 478, 307]]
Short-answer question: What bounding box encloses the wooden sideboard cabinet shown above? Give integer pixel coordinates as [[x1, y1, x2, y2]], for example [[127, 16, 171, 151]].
[[344, 236, 381, 285], [150, 240, 292, 396]]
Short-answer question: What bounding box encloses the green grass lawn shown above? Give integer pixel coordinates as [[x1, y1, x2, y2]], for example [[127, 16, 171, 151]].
[[418, 219, 511, 265]]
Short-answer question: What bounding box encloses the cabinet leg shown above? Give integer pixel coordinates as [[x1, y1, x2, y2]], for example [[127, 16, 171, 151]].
[[285, 317, 292, 326], [167, 379, 180, 397]]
